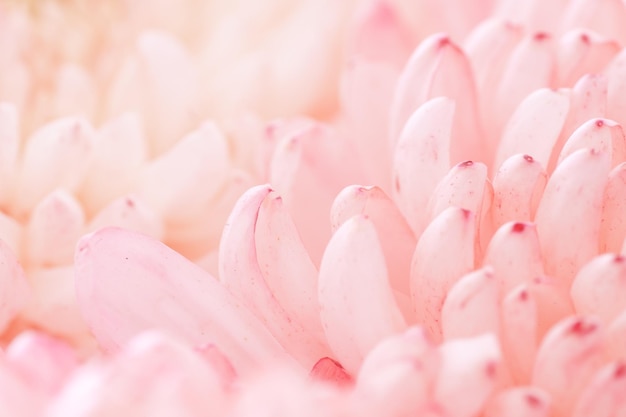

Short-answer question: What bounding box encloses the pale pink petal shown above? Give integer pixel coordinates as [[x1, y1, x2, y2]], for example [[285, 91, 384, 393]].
[[562, 0, 626, 45], [464, 19, 523, 149], [0, 103, 19, 208], [571, 254, 626, 324], [106, 31, 199, 155], [441, 267, 500, 341], [529, 276, 576, 339], [255, 190, 326, 340], [535, 149, 609, 287], [75, 227, 291, 373], [0, 364, 42, 417], [555, 30, 619, 87], [607, 49, 626, 129], [558, 74, 608, 146], [0, 211, 22, 252], [347, 0, 413, 67], [493, 32, 556, 144], [219, 184, 329, 367], [493, 0, 569, 32], [87, 195, 164, 241], [137, 121, 230, 223], [5, 331, 77, 395], [434, 334, 501, 417], [572, 361, 626, 417], [270, 122, 363, 265], [607, 311, 626, 360], [411, 207, 475, 342], [331, 185, 415, 295], [389, 33, 483, 164], [601, 162, 626, 252], [495, 88, 569, 172], [339, 59, 398, 191], [501, 285, 538, 384], [15, 117, 95, 216], [79, 113, 146, 216], [25, 190, 85, 267], [558, 119, 625, 168], [392, 97, 454, 236], [485, 387, 552, 417], [484, 222, 544, 293], [532, 316, 606, 417], [52, 64, 96, 121], [355, 327, 438, 415], [491, 154, 547, 230], [318, 215, 407, 373], [0, 239, 29, 334]]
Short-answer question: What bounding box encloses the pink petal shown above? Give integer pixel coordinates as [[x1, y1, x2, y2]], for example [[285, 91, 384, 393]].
[[309, 357, 352, 387], [558, 119, 625, 168], [441, 267, 500, 341], [601, 162, 626, 252], [137, 121, 230, 223], [25, 190, 85, 267], [535, 149, 609, 287], [219, 185, 328, 367], [495, 88, 570, 172], [572, 361, 626, 417], [106, 31, 199, 155], [75, 227, 290, 373], [434, 334, 501, 417], [0, 103, 19, 208], [555, 30, 619, 87], [392, 97, 454, 237], [87, 195, 164, 241], [52, 65, 96, 121], [389, 33, 483, 164], [355, 327, 438, 416], [493, 0, 569, 32], [483, 222, 544, 293], [571, 254, 626, 324], [532, 316, 606, 417], [15, 117, 95, 216], [318, 215, 407, 373], [607, 49, 626, 129], [491, 154, 547, 230], [501, 285, 538, 384], [411, 207, 475, 342], [347, 0, 413, 67], [339, 60, 398, 191], [331, 185, 416, 295], [492, 32, 556, 145], [562, 0, 626, 45], [485, 387, 552, 417], [607, 311, 626, 360], [79, 114, 146, 216], [269, 122, 363, 265], [529, 276, 576, 339], [5, 331, 77, 395], [0, 239, 29, 334]]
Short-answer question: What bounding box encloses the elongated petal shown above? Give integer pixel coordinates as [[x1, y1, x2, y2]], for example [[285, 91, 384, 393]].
[[25, 190, 85, 267], [319, 215, 406, 373], [501, 285, 538, 384], [495, 89, 569, 172], [485, 387, 552, 417], [558, 119, 625, 168], [607, 49, 626, 129], [392, 97, 453, 236], [572, 361, 626, 417], [492, 154, 547, 230], [601, 162, 626, 252], [390, 33, 483, 163], [434, 334, 501, 417], [559, 74, 607, 145], [556, 30, 619, 87], [138, 122, 230, 223], [87, 195, 164, 241], [411, 207, 475, 342], [562, 0, 626, 45], [219, 185, 329, 367], [532, 316, 606, 417], [484, 222, 544, 293], [493, 0, 569, 32], [15, 117, 95, 215], [331, 185, 415, 295], [571, 254, 626, 324], [79, 113, 146, 216], [441, 267, 500, 341], [529, 276, 575, 339], [0, 239, 29, 334], [75, 227, 290, 373], [535, 149, 609, 286], [0, 103, 19, 208]]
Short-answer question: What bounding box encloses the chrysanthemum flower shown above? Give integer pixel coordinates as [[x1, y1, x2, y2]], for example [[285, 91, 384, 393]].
[[2, 0, 626, 416]]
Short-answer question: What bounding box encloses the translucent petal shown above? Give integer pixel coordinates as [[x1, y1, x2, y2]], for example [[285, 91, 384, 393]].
[[601, 162, 626, 252], [558, 119, 625, 168], [572, 361, 626, 417]]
